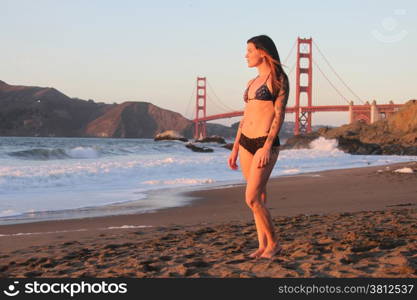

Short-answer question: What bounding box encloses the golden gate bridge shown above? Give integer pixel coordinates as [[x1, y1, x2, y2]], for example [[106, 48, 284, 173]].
[[186, 37, 402, 139]]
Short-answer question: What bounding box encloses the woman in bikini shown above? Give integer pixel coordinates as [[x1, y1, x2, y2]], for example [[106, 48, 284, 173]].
[[228, 35, 289, 259]]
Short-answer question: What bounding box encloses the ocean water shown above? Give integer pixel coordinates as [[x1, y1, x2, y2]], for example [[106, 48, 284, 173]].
[[0, 136, 415, 225]]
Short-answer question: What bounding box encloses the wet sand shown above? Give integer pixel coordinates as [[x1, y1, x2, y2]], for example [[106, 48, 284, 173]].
[[0, 161, 416, 278]]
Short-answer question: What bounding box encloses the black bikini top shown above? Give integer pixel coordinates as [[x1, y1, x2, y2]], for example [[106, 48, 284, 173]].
[[243, 73, 275, 102]]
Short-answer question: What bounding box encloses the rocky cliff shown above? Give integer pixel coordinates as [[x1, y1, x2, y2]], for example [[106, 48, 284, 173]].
[[284, 99, 417, 155]]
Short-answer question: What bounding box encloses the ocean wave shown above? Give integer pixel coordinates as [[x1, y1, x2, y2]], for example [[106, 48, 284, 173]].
[[282, 168, 301, 174], [309, 137, 343, 153], [141, 178, 215, 185], [7, 146, 100, 160]]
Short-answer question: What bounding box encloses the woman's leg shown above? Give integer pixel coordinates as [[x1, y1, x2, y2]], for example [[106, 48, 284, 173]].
[[256, 186, 268, 250], [260, 146, 279, 207], [238, 145, 267, 257], [261, 186, 267, 205], [245, 148, 280, 258], [238, 145, 253, 182]]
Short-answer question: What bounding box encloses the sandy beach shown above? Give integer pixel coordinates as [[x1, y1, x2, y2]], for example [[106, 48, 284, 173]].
[[0, 160, 416, 278]]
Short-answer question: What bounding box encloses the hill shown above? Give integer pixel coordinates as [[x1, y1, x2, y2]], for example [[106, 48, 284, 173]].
[[0, 80, 236, 138]]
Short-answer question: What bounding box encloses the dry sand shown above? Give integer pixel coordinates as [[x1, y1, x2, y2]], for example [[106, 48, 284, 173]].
[[0, 161, 416, 278]]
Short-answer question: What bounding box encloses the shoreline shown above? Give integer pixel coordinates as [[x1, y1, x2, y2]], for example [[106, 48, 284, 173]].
[[1, 160, 416, 277], [0, 160, 416, 249], [1, 158, 416, 227]]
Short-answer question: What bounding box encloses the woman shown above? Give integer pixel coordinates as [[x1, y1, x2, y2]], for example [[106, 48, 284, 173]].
[[228, 35, 289, 259]]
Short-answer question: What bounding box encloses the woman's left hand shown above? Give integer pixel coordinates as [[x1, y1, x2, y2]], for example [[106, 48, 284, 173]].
[[257, 147, 271, 168]]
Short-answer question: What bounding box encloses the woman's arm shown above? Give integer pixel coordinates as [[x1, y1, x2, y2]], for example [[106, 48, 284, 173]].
[[263, 74, 289, 150], [232, 79, 254, 152], [232, 115, 245, 152]]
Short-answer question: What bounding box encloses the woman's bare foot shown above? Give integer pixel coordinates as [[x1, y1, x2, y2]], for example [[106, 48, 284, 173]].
[[260, 242, 283, 259], [249, 248, 265, 258]]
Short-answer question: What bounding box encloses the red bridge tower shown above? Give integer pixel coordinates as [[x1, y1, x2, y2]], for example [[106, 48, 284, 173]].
[[194, 77, 207, 139], [295, 37, 313, 135]]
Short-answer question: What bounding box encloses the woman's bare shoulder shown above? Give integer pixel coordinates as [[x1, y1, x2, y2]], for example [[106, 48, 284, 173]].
[[246, 78, 256, 88]]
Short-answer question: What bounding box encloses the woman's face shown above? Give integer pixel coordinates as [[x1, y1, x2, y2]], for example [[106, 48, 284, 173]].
[[245, 42, 263, 68]]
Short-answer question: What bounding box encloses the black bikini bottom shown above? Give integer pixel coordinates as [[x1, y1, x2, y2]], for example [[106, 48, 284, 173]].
[[239, 132, 280, 155]]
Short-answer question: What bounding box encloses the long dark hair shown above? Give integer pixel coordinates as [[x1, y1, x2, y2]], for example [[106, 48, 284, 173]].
[[247, 35, 289, 105]]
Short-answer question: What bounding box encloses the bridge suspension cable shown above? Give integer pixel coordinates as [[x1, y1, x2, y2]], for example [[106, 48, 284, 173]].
[[185, 84, 196, 119], [206, 94, 233, 115], [312, 59, 351, 104], [287, 61, 296, 77], [283, 39, 296, 65], [282, 40, 296, 106], [206, 80, 239, 113], [313, 41, 364, 104]]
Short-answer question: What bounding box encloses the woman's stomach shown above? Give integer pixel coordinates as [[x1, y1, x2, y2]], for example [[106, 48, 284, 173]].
[[242, 102, 275, 137]]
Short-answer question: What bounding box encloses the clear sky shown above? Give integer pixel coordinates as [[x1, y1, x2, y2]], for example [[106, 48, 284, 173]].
[[2, 0, 416, 127]]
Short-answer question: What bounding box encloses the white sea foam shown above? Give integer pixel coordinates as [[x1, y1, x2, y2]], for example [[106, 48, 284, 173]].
[[394, 167, 414, 173], [0, 209, 17, 218], [65, 146, 100, 159], [105, 225, 152, 230], [309, 137, 341, 153], [141, 178, 215, 185], [282, 168, 301, 174]]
